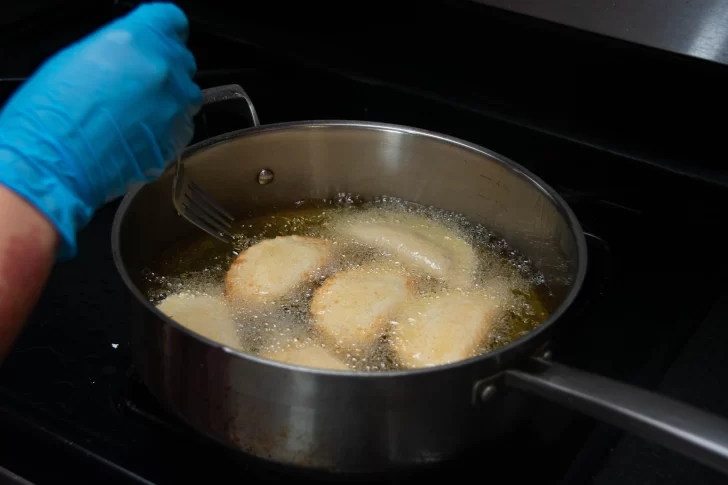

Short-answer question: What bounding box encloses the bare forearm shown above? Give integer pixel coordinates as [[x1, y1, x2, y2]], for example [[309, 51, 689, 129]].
[[0, 185, 58, 360]]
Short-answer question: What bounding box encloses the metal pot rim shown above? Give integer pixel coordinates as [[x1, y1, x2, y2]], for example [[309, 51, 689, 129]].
[[111, 119, 588, 379]]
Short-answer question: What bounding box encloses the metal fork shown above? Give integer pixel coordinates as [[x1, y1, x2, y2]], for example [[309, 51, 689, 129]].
[[172, 156, 234, 243]]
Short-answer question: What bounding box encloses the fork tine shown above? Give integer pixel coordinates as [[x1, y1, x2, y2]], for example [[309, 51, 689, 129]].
[[173, 155, 235, 243], [183, 190, 233, 231], [182, 203, 232, 243], [182, 194, 232, 236], [188, 182, 235, 221]]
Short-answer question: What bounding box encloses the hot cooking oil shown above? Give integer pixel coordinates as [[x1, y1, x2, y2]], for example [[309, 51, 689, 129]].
[[141, 195, 554, 371]]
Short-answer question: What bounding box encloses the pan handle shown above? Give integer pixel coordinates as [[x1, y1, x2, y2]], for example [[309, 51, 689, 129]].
[[200, 84, 260, 128], [190, 84, 260, 145], [502, 358, 728, 475]]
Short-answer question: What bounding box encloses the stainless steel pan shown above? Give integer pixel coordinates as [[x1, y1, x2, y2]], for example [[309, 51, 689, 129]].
[[111, 84, 728, 474]]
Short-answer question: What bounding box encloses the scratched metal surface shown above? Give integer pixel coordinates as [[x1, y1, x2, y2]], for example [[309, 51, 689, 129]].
[[474, 0, 728, 65]]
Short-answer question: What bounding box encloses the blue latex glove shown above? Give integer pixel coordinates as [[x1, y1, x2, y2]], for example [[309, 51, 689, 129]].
[[0, 3, 202, 261]]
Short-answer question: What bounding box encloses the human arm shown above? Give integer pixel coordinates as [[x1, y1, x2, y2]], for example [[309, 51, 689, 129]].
[[0, 186, 57, 360], [0, 3, 201, 360]]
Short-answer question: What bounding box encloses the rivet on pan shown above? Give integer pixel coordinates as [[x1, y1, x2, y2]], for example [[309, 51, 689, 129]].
[[480, 385, 497, 402], [257, 169, 274, 185], [542, 350, 553, 360]]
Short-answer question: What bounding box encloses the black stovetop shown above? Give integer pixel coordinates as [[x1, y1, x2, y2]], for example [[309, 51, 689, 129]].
[[2, 2, 728, 484]]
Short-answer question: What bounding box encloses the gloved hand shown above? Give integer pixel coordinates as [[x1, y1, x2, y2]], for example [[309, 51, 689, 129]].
[[0, 3, 202, 261]]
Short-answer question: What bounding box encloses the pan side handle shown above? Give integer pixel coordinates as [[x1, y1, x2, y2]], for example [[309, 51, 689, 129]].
[[189, 84, 260, 145], [503, 358, 728, 475], [200, 84, 260, 128]]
